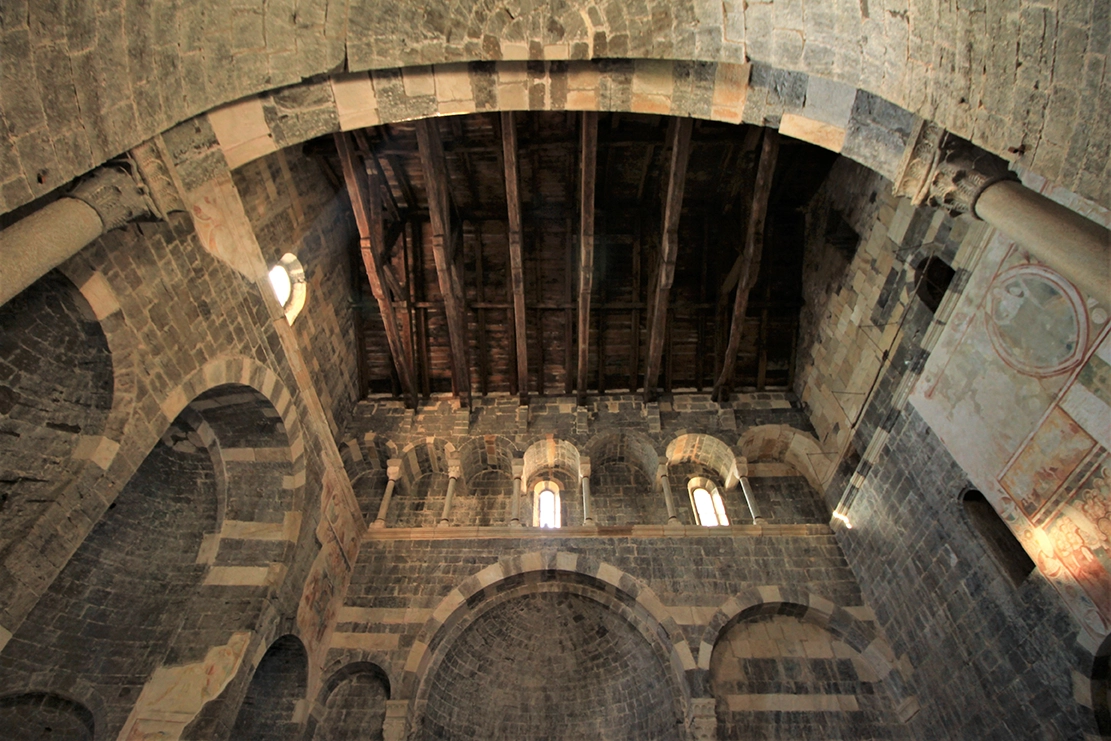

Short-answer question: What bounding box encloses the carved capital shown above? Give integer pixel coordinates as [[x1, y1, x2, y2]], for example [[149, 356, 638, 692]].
[[386, 457, 403, 481], [894, 125, 1018, 217], [69, 165, 155, 231]]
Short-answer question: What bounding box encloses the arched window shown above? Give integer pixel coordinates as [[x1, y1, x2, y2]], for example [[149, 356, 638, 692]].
[[961, 489, 1034, 586], [533, 480, 561, 529], [268, 253, 307, 324], [688, 477, 729, 527], [914, 255, 955, 314]]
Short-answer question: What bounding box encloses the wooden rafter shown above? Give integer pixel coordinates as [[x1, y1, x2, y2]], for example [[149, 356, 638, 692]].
[[713, 129, 780, 401], [499, 111, 529, 404], [576, 111, 598, 405], [642, 117, 693, 401], [334, 131, 419, 408], [415, 118, 471, 406]]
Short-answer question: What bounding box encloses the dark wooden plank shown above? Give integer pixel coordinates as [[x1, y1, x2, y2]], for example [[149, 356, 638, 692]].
[[629, 217, 642, 392], [576, 111, 598, 404], [642, 117, 693, 401], [335, 132, 420, 408], [713, 129, 780, 401], [474, 223, 490, 396], [500, 111, 529, 404], [415, 118, 472, 406]]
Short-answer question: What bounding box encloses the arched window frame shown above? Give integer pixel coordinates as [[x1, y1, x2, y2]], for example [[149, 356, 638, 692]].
[[687, 476, 729, 527], [959, 487, 1034, 587], [531, 480, 561, 529], [268, 253, 307, 324]]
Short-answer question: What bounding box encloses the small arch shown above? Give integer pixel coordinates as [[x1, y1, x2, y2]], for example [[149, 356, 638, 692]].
[[231, 634, 309, 740], [914, 255, 956, 314], [308, 662, 390, 741], [585, 432, 662, 525], [960, 488, 1035, 587], [697, 587, 913, 711], [391, 439, 457, 527], [0, 692, 96, 741], [665, 433, 739, 489], [340, 433, 391, 524], [736, 424, 832, 495]]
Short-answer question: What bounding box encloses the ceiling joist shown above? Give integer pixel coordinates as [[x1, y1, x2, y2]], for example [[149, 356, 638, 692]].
[[576, 111, 599, 406], [643, 117, 693, 402], [713, 128, 780, 401], [415, 118, 472, 407], [335, 131, 420, 408], [500, 111, 529, 405]]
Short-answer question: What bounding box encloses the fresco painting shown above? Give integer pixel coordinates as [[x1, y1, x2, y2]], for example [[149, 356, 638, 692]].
[[910, 195, 1111, 640]]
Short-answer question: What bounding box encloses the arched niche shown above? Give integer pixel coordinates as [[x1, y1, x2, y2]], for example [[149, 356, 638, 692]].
[[584, 432, 661, 526], [340, 433, 392, 524], [413, 580, 686, 740], [0, 405, 219, 737], [391, 439, 456, 528], [736, 425, 833, 524], [455, 435, 519, 526], [522, 437, 583, 527], [230, 634, 308, 740], [0, 692, 96, 741], [309, 662, 391, 741], [709, 612, 906, 739], [0, 270, 113, 563], [665, 433, 741, 525]]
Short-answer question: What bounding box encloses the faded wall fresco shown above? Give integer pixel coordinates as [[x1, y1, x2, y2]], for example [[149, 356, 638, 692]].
[[910, 173, 1111, 642]]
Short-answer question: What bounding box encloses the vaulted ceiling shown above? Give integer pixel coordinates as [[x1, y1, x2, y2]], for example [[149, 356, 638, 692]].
[[314, 111, 837, 406]]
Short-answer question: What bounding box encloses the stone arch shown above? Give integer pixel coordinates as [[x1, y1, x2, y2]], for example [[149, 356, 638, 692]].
[[522, 437, 584, 526], [0, 269, 115, 567], [737, 424, 832, 494], [0, 393, 225, 737], [696, 586, 914, 713], [231, 634, 309, 739], [0, 691, 98, 741], [584, 431, 662, 525], [391, 438, 458, 527], [340, 432, 394, 524], [306, 661, 391, 741], [401, 551, 695, 737], [666, 433, 740, 487], [455, 435, 519, 526]]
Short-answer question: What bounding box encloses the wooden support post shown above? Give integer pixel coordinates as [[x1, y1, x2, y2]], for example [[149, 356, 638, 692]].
[[576, 111, 598, 405], [500, 112, 529, 404], [415, 118, 471, 407], [643, 118, 693, 401], [713, 129, 780, 401], [335, 132, 419, 408]]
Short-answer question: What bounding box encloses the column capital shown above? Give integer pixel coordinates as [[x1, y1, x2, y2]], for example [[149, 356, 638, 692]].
[[447, 464, 462, 480], [386, 458, 403, 481], [69, 164, 156, 231], [894, 123, 1018, 217], [511, 459, 524, 478], [578, 457, 591, 478]]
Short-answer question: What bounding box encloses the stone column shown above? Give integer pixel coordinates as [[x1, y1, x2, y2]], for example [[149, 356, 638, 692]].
[[659, 464, 679, 525], [0, 166, 155, 307], [509, 459, 523, 527], [438, 464, 461, 526], [895, 126, 1110, 307], [580, 458, 595, 526], [381, 699, 409, 741], [739, 476, 766, 524], [370, 458, 402, 529]]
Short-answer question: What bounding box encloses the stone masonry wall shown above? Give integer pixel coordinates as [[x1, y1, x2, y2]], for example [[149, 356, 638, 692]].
[[796, 155, 1094, 736], [233, 148, 361, 440], [1, 1, 1106, 213]]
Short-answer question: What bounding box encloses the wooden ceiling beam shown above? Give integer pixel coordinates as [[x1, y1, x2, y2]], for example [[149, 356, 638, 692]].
[[415, 118, 472, 407], [642, 117, 693, 402], [500, 111, 529, 404], [713, 129, 780, 401], [335, 131, 420, 408], [576, 111, 598, 405]]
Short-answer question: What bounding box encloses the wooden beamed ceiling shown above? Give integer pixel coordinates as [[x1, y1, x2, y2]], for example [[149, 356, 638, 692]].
[[327, 111, 837, 406]]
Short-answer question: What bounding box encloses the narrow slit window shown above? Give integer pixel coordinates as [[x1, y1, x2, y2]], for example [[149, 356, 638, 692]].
[[533, 481, 561, 529], [690, 479, 729, 527], [962, 489, 1035, 586]]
